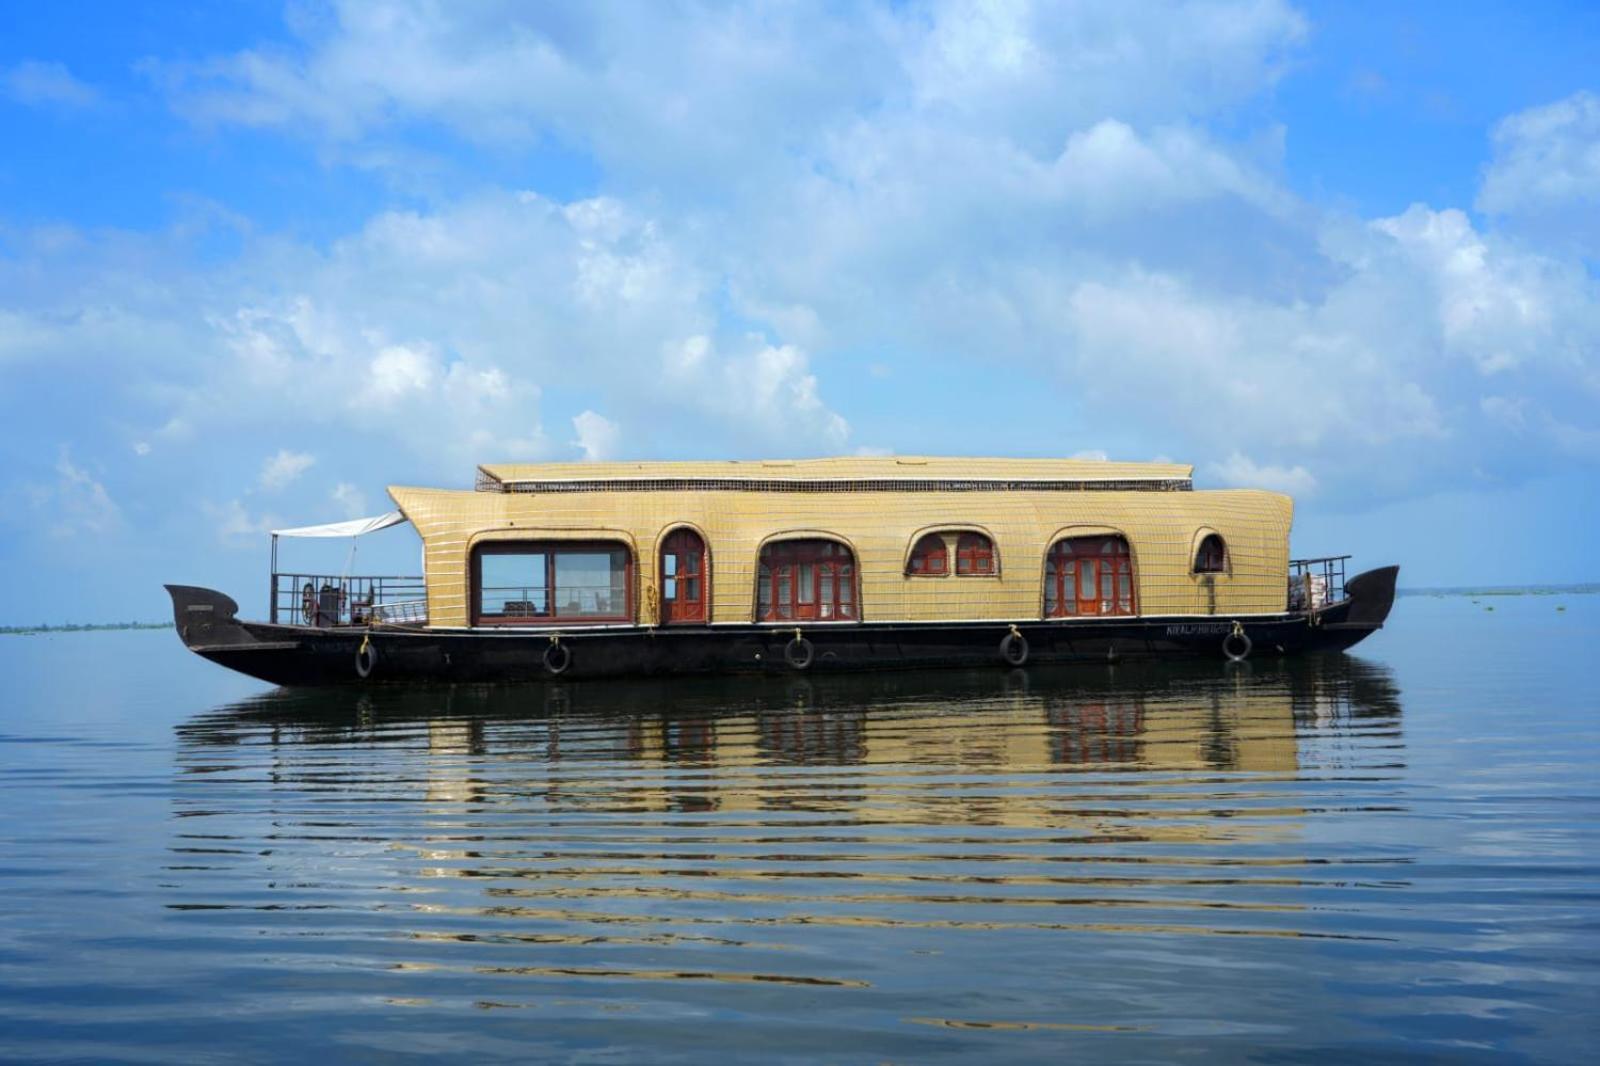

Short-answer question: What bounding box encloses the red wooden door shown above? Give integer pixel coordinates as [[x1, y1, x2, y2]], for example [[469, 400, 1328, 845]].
[[758, 540, 856, 621], [1046, 536, 1135, 617], [660, 529, 706, 623]]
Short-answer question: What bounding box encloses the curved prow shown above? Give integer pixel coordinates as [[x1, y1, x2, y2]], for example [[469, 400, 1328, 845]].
[[1343, 565, 1400, 627], [165, 584, 247, 649]]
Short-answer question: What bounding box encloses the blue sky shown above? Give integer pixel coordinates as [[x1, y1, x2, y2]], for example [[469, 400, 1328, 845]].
[[3, 1, 1598, 624]]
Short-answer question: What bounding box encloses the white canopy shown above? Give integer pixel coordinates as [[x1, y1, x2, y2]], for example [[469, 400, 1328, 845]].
[[271, 511, 408, 539]]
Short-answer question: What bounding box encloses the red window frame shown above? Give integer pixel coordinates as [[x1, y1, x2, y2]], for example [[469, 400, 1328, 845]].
[[758, 539, 857, 622], [1194, 534, 1227, 574], [472, 540, 634, 626], [956, 532, 996, 576], [907, 533, 948, 576], [660, 528, 708, 624], [1044, 535, 1136, 617]]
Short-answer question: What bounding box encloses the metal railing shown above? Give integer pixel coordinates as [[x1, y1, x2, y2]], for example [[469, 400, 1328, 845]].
[[272, 573, 427, 627], [1289, 555, 1349, 611], [479, 583, 629, 622]]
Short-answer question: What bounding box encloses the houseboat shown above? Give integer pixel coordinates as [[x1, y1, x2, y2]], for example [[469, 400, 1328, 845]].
[[166, 456, 1398, 686]]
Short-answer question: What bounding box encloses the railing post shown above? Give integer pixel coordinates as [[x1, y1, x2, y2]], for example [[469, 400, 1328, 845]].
[[269, 535, 278, 624]]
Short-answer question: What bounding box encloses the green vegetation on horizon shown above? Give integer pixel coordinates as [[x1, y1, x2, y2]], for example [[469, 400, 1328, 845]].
[[1399, 583, 1599, 598], [1, 622, 173, 636]]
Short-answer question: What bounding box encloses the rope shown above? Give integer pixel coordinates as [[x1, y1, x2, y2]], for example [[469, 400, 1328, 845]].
[[358, 633, 370, 656]]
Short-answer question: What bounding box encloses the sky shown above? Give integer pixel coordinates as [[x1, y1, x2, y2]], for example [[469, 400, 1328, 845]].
[[2, 0, 1598, 624]]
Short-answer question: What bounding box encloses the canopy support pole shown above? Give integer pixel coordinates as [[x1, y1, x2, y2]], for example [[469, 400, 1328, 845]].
[[270, 535, 279, 624]]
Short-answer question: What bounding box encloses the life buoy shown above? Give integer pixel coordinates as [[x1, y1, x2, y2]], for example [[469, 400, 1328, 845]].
[[544, 640, 571, 675], [355, 634, 377, 678], [785, 635, 814, 671], [1223, 622, 1252, 663], [301, 583, 317, 625], [999, 627, 1029, 666]]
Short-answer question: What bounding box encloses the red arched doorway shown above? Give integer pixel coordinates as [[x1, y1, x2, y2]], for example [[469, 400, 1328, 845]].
[[757, 539, 856, 622], [1044, 535, 1136, 617], [660, 528, 707, 624]]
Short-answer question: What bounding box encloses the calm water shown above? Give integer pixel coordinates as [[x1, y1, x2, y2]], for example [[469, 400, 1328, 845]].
[[2, 595, 1597, 1063]]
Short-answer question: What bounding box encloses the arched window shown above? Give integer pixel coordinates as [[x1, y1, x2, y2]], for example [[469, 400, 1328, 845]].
[[758, 539, 857, 621], [907, 533, 948, 575], [1044, 535, 1135, 617], [660, 528, 707, 623], [956, 533, 996, 576], [1194, 533, 1227, 574]]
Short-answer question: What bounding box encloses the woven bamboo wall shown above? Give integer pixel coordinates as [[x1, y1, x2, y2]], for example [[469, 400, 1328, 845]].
[[389, 477, 1293, 629]]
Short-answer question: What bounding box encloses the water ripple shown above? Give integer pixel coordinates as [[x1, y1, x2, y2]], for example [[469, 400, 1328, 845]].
[[6, 617, 1600, 1062]]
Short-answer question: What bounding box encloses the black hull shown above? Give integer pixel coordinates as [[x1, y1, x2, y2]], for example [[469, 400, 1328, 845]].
[[166, 566, 1398, 688]]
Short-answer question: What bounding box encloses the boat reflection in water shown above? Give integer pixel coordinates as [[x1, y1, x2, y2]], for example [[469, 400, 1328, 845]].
[[178, 658, 1404, 846], [171, 658, 1407, 1048]]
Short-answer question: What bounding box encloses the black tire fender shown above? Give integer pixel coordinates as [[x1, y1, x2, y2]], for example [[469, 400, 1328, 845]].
[[544, 640, 571, 676], [355, 635, 377, 679], [1223, 624, 1252, 663], [999, 628, 1029, 667], [784, 635, 814, 671]]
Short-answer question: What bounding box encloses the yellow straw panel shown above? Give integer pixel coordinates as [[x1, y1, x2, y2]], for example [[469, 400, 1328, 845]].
[[390, 457, 1291, 629]]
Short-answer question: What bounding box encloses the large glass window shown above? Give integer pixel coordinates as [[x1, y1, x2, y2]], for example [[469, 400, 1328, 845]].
[[1044, 535, 1135, 617], [474, 541, 632, 624], [758, 539, 857, 622]]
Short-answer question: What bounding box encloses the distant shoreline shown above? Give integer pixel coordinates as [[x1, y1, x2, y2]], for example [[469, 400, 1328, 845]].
[[1398, 584, 1599, 598], [1, 622, 174, 636]]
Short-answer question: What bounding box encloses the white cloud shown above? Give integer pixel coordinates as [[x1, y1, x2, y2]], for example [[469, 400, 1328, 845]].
[[361, 345, 436, 407], [331, 482, 367, 518], [4, 6, 1597, 519], [157, 0, 1307, 193], [1478, 91, 1600, 252], [570, 410, 621, 462], [906, 0, 1306, 137], [258, 449, 316, 491], [202, 499, 276, 545], [1372, 205, 1569, 375], [28, 448, 121, 538], [661, 335, 850, 452], [1209, 452, 1318, 496], [0, 187, 852, 499], [4, 60, 99, 109]]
